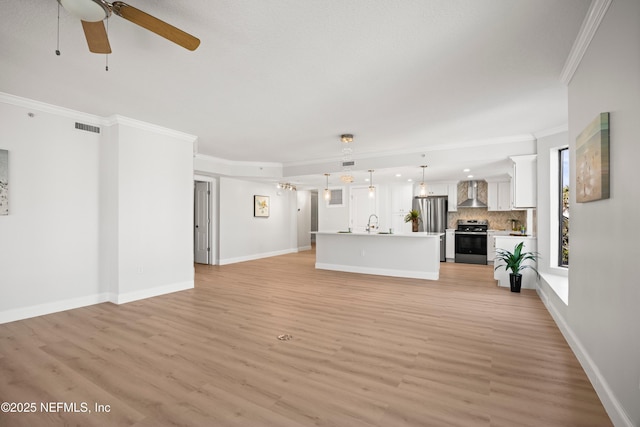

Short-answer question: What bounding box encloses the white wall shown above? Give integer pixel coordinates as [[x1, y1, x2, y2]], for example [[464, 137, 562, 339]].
[[556, 1, 640, 425], [218, 177, 298, 264], [0, 96, 196, 322], [109, 119, 195, 302], [0, 101, 102, 321]]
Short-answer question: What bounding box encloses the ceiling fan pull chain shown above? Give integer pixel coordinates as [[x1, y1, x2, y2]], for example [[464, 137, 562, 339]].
[[55, 2, 61, 56], [105, 18, 109, 71]]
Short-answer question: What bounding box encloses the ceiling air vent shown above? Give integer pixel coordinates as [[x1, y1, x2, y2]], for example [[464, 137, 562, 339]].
[[342, 161, 355, 167], [75, 122, 100, 134]]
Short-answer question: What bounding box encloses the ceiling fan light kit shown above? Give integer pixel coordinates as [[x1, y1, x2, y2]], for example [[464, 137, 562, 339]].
[[57, 0, 200, 55], [58, 0, 110, 22]]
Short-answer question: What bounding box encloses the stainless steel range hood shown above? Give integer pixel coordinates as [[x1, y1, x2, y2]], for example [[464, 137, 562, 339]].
[[457, 180, 487, 208]]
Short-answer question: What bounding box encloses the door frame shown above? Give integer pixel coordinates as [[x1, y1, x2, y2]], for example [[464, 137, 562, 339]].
[[194, 176, 219, 265]]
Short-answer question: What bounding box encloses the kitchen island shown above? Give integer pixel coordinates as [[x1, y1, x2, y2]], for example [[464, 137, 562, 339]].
[[313, 231, 442, 280]]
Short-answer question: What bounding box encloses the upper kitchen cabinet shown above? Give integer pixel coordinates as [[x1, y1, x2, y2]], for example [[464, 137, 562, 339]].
[[487, 180, 512, 211], [390, 183, 413, 213], [510, 155, 537, 209], [414, 182, 458, 212], [424, 183, 448, 196]]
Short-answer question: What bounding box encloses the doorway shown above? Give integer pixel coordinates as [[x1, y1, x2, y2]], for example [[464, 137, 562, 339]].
[[194, 180, 210, 264]]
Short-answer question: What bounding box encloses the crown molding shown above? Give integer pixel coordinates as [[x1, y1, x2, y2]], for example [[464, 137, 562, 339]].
[[0, 92, 198, 144], [106, 115, 198, 143], [282, 134, 536, 168], [194, 153, 282, 168], [534, 124, 569, 139], [560, 0, 612, 85], [0, 91, 103, 125]]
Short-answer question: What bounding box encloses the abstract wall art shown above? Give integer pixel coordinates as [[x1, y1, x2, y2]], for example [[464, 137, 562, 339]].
[[576, 112, 610, 203], [254, 195, 269, 217]]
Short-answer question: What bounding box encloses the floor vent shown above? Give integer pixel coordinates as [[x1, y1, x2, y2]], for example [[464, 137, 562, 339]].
[[75, 122, 100, 134]]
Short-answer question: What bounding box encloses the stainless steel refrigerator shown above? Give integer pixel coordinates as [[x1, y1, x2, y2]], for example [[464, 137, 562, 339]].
[[413, 196, 448, 262]]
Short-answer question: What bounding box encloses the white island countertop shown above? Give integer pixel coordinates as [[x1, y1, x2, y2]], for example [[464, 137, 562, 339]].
[[313, 231, 444, 237], [313, 231, 442, 280]]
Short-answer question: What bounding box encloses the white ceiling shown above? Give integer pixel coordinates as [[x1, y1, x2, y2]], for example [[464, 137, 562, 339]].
[[0, 0, 590, 187]]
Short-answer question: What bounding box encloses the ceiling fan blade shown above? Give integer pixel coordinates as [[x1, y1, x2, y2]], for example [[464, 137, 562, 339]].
[[81, 20, 112, 53], [111, 1, 200, 51]]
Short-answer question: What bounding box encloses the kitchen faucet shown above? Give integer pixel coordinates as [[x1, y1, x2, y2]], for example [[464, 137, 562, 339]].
[[366, 214, 379, 233]]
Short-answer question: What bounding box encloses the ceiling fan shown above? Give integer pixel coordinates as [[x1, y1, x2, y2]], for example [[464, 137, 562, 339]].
[[58, 0, 200, 53]]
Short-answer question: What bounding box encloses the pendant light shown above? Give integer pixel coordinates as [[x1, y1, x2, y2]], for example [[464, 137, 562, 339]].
[[323, 174, 331, 200], [419, 165, 427, 196], [368, 169, 375, 198]]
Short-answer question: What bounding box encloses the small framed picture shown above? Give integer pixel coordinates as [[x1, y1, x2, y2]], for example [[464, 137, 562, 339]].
[[254, 195, 270, 217]]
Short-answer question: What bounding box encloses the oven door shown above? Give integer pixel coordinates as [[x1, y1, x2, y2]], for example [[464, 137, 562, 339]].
[[455, 232, 487, 264]]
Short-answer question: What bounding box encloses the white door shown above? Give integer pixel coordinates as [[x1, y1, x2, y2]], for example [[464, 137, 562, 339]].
[[194, 181, 210, 264], [350, 187, 376, 232]]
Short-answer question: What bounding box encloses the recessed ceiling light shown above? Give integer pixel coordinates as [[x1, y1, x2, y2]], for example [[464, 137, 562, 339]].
[[395, 173, 402, 177], [463, 168, 470, 172], [365, 178, 370, 182], [407, 179, 413, 182], [467, 174, 474, 178]]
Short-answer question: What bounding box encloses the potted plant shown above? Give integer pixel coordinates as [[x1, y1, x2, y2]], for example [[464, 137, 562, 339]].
[[494, 241, 539, 293], [404, 210, 421, 232]]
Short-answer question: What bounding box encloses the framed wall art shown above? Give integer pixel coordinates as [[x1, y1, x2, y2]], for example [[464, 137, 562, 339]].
[[576, 112, 610, 203], [254, 195, 270, 217], [0, 149, 8, 215]]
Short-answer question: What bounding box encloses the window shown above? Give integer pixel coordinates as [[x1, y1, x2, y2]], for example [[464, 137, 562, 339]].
[[559, 148, 569, 267]]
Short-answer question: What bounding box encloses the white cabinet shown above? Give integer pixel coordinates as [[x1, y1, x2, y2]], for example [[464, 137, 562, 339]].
[[487, 180, 512, 211], [390, 184, 413, 233], [445, 230, 455, 261], [487, 230, 509, 262], [510, 155, 537, 208], [416, 182, 457, 211], [425, 183, 448, 196]]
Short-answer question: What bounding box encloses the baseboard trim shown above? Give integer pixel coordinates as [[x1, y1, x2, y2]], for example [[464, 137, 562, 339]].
[[219, 248, 298, 265], [111, 281, 194, 305], [298, 245, 312, 252], [315, 263, 438, 280], [0, 293, 111, 324], [537, 286, 634, 427]]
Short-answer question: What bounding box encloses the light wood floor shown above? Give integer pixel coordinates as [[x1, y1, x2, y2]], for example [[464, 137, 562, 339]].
[[0, 249, 612, 426]]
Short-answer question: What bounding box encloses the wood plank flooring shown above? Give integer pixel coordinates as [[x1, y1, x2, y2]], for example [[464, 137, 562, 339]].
[[0, 249, 612, 426]]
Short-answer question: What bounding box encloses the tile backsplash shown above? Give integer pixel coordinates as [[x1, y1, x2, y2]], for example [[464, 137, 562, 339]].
[[448, 208, 526, 231], [449, 180, 527, 230]]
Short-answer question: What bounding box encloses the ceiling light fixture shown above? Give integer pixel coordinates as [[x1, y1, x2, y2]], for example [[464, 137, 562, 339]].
[[58, 0, 110, 22], [340, 133, 355, 183], [323, 174, 331, 200], [419, 165, 428, 196], [340, 134, 354, 143], [277, 183, 296, 191], [368, 169, 375, 198]]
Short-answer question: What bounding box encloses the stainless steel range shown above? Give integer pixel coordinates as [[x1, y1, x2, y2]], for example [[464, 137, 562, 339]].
[[455, 219, 488, 265]]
